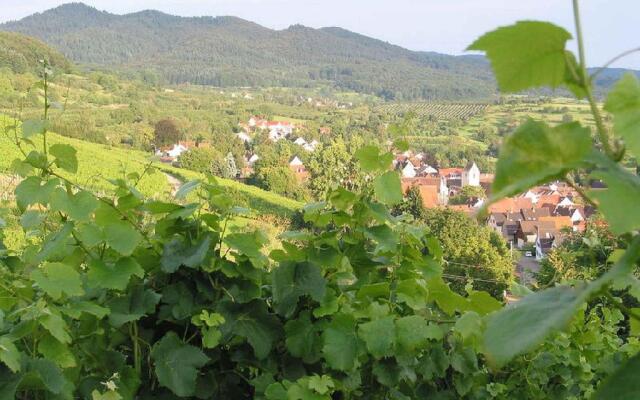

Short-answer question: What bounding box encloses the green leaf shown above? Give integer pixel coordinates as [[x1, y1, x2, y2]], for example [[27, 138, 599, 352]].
[[285, 311, 322, 363], [104, 221, 142, 256], [161, 235, 212, 273], [604, 73, 640, 158], [589, 161, 640, 234], [24, 358, 66, 394], [50, 189, 99, 222], [0, 337, 21, 372], [491, 121, 591, 199], [483, 284, 590, 367], [454, 311, 483, 343], [358, 317, 395, 358], [108, 286, 161, 328], [396, 315, 441, 352], [39, 312, 71, 344], [151, 332, 209, 397], [31, 262, 84, 300], [396, 279, 429, 310], [630, 308, 640, 337], [224, 231, 268, 267], [467, 21, 572, 92], [273, 262, 326, 317], [49, 144, 78, 173], [307, 375, 334, 395], [21, 119, 47, 138], [37, 334, 76, 368], [355, 146, 393, 172], [14, 176, 58, 211], [373, 171, 402, 206], [175, 180, 201, 199], [87, 258, 144, 291], [217, 300, 281, 359], [201, 328, 222, 349], [592, 352, 640, 400], [322, 314, 359, 371]]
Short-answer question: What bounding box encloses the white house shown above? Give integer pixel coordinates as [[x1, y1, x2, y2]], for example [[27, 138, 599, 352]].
[[289, 156, 304, 167], [523, 190, 539, 204], [557, 197, 574, 207], [166, 143, 188, 158], [420, 165, 438, 175], [294, 137, 308, 146], [247, 154, 260, 165], [462, 161, 480, 187], [237, 131, 252, 143], [438, 176, 449, 205], [401, 161, 417, 178]]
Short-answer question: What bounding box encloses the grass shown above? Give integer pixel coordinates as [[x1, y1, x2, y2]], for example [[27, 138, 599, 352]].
[[0, 116, 302, 219]]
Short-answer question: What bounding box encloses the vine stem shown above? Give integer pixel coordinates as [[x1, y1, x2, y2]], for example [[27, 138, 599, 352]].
[[591, 47, 640, 80], [572, 0, 615, 159]]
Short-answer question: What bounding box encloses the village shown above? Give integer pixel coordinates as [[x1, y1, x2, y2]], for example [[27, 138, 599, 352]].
[[154, 116, 596, 270]]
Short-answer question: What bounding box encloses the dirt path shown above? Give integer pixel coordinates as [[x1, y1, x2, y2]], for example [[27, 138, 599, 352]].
[[164, 172, 182, 196]]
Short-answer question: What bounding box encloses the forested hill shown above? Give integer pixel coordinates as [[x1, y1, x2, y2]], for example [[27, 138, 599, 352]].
[[0, 2, 496, 100], [0, 31, 71, 74]]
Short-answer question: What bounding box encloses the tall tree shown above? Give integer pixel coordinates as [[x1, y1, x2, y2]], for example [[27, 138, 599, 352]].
[[154, 119, 183, 147]]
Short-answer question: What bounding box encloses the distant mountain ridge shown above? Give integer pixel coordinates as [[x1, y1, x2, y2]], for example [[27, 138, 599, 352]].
[[2, 2, 638, 100], [0, 2, 496, 100]]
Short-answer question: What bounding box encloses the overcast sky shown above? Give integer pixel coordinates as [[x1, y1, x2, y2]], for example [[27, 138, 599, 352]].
[[2, 0, 639, 69]]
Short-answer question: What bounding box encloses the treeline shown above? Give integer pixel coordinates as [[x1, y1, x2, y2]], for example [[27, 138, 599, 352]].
[[1, 3, 497, 101]]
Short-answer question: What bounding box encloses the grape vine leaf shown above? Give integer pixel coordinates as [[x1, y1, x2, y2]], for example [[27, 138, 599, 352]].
[[491, 120, 591, 200], [483, 284, 590, 367], [322, 314, 359, 371], [104, 221, 142, 256], [107, 286, 161, 328], [39, 313, 71, 344], [273, 262, 326, 317], [88, 258, 144, 291], [151, 332, 209, 397], [21, 119, 47, 138], [355, 146, 393, 172], [307, 375, 334, 395], [467, 21, 572, 92], [31, 262, 84, 300], [0, 337, 21, 373], [358, 316, 396, 359], [285, 311, 322, 363], [604, 73, 640, 159], [396, 315, 441, 352], [37, 334, 76, 369], [14, 176, 58, 211], [49, 144, 78, 173], [593, 352, 640, 400], [589, 159, 640, 234], [24, 358, 66, 395], [161, 234, 212, 273], [50, 189, 98, 222], [175, 180, 201, 199], [217, 300, 281, 359], [373, 171, 402, 206]]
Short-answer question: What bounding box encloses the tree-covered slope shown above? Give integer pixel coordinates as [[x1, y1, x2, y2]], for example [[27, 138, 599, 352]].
[[0, 31, 71, 74], [0, 3, 496, 100]]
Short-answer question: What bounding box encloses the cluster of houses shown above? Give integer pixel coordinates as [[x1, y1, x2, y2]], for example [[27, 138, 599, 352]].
[[154, 140, 211, 163], [486, 185, 592, 259], [396, 151, 492, 208], [237, 116, 326, 179], [396, 151, 592, 260]]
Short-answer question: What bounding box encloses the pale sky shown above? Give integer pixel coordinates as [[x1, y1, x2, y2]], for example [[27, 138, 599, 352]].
[[1, 0, 639, 69]]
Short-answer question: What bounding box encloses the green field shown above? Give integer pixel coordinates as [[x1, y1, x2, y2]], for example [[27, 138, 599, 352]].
[[0, 117, 302, 217]]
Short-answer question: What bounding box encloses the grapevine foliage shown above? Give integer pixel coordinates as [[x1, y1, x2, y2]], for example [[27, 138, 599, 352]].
[[0, 2, 639, 398]]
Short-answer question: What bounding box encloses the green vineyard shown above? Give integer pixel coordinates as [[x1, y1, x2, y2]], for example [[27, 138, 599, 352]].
[[377, 102, 490, 120]]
